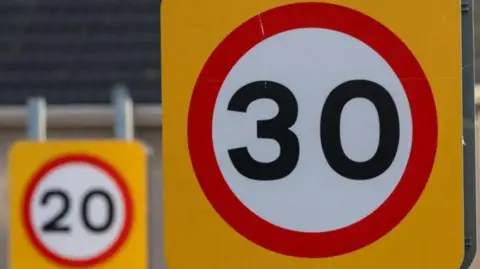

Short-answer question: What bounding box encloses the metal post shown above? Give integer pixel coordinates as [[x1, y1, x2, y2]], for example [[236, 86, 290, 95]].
[[460, 0, 477, 267], [112, 83, 134, 140], [27, 97, 47, 141]]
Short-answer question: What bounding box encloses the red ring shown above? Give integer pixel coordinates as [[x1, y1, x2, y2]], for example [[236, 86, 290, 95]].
[[188, 2, 438, 258], [23, 154, 133, 267]]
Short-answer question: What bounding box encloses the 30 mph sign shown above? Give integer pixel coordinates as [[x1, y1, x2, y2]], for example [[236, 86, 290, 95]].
[[162, 1, 471, 268], [9, 141, 147, 269], [189, 1, 437, 257]]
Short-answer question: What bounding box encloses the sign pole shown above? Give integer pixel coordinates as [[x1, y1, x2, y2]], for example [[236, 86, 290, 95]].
[[27, 97, 47, 141], [112, 84, 134, 140], [460, 0, 477, 267]]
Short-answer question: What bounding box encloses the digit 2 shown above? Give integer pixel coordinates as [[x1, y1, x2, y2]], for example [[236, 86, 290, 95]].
[[227, 79, 400, 181]]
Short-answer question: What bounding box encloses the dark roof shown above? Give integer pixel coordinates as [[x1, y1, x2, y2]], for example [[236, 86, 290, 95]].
[[0, 0, 160, 105]]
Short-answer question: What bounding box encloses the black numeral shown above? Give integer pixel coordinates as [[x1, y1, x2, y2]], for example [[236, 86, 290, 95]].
[[227, 79, 400, 181], [321, 80, 400, 180], [41, 188, 116, 233], [81, 189, 115, 233], [227, 81, 300, 180], [41, 190, 71, 232]]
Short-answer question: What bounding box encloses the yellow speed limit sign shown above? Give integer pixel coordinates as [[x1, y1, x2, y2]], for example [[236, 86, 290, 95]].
[[162, 0, 474, 268], [9, 140, 147, 269]]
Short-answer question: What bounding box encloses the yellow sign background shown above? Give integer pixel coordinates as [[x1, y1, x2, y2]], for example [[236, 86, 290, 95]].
[[9, 140, 148, 269], [162, 0, 463, 268]]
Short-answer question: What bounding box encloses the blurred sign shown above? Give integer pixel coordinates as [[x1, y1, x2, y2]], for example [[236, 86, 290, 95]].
[[162, 0, 467, 268], [9, 141, 147, 269]]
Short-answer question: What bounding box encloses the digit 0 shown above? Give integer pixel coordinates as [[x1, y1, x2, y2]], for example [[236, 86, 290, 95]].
[[321, 80, 400, 180], [81, 189, 115, 233], [41, 188, 116, 233], [227, 79, 400, 181]]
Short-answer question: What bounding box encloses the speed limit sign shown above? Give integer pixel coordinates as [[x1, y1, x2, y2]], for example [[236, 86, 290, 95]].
[[163, 0, 473, 268], [9, 141, 147, 269], [188, 1, 439, 258]]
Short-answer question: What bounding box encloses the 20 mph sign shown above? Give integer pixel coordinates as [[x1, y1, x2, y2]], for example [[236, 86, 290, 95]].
[[9, 141, 148, 269], [162, 1, 474, 268], [23, 154, 133, 266]]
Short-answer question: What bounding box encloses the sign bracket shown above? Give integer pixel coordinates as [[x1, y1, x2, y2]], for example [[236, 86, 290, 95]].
[[25, 84, 136, 141], [27, 97, 47, 141], [112, 83, 135, 140]]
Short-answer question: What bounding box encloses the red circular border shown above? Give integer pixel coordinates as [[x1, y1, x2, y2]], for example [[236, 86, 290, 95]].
[[23, 154, 134, 267], [188, 2, 438, 258]]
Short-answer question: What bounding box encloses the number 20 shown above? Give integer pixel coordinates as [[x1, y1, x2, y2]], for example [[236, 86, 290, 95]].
[[227, 79, 400, 181], [41, 188, 115, 233]]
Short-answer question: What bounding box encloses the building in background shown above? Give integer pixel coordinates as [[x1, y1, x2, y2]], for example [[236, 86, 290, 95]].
[[0, 0, 159, 104]]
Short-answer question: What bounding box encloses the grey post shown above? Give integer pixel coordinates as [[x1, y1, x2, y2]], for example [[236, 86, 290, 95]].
[[112, 83, 134, 140], [27, 97, 47, 141], [460, 0, 477, 268]]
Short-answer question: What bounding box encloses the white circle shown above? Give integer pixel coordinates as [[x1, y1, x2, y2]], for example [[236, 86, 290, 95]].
[[212, 28, 412, 232], [30, 162, 126, 260]]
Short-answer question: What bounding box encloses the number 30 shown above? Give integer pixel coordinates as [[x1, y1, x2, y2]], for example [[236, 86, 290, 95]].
[[227, 79, 400, 181]]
